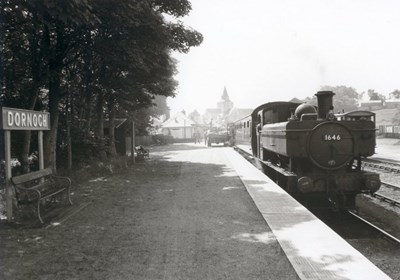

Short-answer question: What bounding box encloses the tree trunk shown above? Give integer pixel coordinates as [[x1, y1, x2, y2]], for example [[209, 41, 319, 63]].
[[66, 94, 72, 170], [43, 25, 64, 170], [107, 96, 117, 157], [96, 90, 106, 160], [21, 25, 46, 173], [44, 68, 61, 170], [21, 90, 39, 173], [83, 90, 92, 141], [21, 132, 32, 174]]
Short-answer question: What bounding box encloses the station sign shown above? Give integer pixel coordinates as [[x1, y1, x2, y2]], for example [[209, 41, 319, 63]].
[[1, 107, 50, 130]]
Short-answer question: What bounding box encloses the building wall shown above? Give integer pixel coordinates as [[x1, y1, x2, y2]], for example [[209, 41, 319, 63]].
[[162, 127, 193, 139]]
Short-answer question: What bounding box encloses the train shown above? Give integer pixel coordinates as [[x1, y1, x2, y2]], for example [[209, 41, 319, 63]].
[[231, 91, 381, 210]]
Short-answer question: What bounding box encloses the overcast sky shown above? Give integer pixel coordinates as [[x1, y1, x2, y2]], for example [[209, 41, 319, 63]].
[[167, 0, 400, 115]]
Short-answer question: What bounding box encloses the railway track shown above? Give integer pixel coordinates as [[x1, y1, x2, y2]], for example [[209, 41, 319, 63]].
[[381, 181, 400, 191], [373, 192, 400, 207], [362, 159, 400, 207], [369, 181, 400, 208], [348, 210, 400, 245], [363, 158, 400, 173], [234, 144, 400, 226]]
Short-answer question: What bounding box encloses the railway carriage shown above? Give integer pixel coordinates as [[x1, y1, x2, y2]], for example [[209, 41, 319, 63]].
[[232, 91, 381, 209], [230, 115, 252, 145]]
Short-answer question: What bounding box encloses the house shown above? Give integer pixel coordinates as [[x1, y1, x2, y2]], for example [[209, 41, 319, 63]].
[[161, 111, 195, 139], [359, 100, 383, 111], [385, 99, 400, 109]]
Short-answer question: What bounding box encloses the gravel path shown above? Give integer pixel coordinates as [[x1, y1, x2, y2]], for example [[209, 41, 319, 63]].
[[0, 143, 297, 280]]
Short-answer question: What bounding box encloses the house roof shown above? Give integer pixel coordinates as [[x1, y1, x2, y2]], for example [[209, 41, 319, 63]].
[[360, 100, 383, 104], [385, 99, 400, 103], [115, 118, 128, 128], [161, 112, 195, 128], [104, 118, 128, 129]]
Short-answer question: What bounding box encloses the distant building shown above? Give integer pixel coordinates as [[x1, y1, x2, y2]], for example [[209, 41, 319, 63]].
[[203, 86, 249, 127], [217, 86, 234, 117], [385, 99, 400, 109], [161, 87, 255, 141], [203, 108, 221, 126], [358, 100, 383, 111], [160, 111, 195, 139]]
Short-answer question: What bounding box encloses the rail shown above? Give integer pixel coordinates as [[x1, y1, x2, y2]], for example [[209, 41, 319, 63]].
[[348, 210, 400, 245], [372, 192, 400, 207]]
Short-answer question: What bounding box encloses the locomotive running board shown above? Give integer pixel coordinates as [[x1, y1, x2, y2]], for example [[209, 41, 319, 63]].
[[256, 159, 298, 192]]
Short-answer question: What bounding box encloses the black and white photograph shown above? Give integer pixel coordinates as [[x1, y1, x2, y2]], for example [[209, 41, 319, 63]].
[[1, 0, 400, 279]]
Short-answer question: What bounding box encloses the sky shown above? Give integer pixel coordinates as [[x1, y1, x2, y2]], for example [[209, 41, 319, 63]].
[[167, 0, 400, 115]]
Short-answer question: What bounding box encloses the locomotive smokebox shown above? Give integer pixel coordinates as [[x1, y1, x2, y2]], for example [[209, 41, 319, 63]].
[[315, 91, 335, 119]]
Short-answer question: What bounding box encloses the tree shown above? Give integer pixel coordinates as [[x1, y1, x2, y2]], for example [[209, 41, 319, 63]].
[[85, 0, 202, 155], [189, 110, 200, 123], [1, 0, 203, 170], [389, 89, 400, 99], [0, 0, 100, 170], [367, 89, 385, 101], [319, 85, 360, 113]]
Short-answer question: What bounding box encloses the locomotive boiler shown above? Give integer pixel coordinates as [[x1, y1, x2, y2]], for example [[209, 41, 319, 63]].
[[232, 91, 381, 209]]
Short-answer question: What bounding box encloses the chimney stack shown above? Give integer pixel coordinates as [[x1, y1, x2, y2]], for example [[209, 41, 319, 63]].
[[315, 91, 335, 119]]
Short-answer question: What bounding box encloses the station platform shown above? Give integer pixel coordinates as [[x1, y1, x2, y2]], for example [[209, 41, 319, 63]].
[[226, 148, 390, 279], [1, 143, 393, 279]]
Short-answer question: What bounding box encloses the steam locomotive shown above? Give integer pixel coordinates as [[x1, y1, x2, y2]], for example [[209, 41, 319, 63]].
[[231, 91, 381, 209]]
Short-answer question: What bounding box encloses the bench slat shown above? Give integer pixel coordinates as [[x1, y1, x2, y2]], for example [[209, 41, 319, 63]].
[[11, 168, 53, 185]]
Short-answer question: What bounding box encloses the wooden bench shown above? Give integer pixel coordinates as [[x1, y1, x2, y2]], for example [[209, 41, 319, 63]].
[[11, 168, 72, 224], [135, 146, 150, 160]]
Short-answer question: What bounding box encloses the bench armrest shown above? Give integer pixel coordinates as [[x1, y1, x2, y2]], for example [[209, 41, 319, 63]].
[[50, 175, 71, 185], [13, 184, 41, 198]]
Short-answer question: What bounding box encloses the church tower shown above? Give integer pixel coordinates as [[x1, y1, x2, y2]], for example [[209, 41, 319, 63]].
[[217, 86, 234, 117]]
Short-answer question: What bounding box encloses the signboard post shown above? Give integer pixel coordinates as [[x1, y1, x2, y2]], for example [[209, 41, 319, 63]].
[[0, 107, 50, 221]]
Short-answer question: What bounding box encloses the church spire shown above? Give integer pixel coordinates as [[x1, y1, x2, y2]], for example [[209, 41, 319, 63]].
[[221, 86, 230, 101], [217, 86, 233, 117]]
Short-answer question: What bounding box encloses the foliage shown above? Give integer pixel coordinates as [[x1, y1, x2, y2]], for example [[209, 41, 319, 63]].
[[389, 89, 400, 99], [367, 89, 385, 101], [1, 0, 203, 170], [319, 85, 360, 113], [188, 110, 200, 123]]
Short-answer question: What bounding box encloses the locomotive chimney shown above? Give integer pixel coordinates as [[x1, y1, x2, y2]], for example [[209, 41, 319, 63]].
[[315, 91, 335, 119]]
